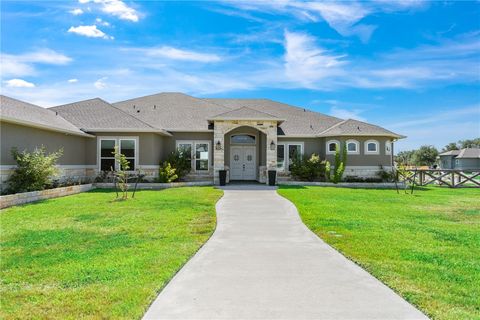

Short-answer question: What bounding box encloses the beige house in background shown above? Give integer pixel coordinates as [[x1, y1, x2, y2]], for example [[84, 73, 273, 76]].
[[0, 93, 404, 187]]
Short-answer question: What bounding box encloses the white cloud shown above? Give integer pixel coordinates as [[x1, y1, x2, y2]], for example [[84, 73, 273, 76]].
[[216, 0, 425, 42], [69, 8, 84, 15], [96, 18, 110, 26], [0, 49, 71, 77], [68, 25, 112, 39], [329, 106, 367, 121], [284, 31, 346, 86], [94, 77, 107, 89], [131, 46, 222, 62], [68, 78, 78, 83], [81, 0, 139, 22], [4, 79, 35, 88]]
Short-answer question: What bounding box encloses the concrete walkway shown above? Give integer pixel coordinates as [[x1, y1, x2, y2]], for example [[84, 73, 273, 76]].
[[143, 185, 427, 320]]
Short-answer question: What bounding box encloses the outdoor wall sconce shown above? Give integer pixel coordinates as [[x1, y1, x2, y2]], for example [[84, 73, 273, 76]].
[[216, 140, 222, 150], [270, 140, 276, 151]]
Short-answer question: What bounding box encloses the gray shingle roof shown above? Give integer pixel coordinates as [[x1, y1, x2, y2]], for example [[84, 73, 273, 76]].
[[113, 92, 231, 131], [456, 148, 480, 159], [318, 119, 405, 138], [208, 106, 282, 121], [51, 98, 170, 135], [204, 98, 344, 136], [0, 95, 90, 137], [439, 150, 461, 156]]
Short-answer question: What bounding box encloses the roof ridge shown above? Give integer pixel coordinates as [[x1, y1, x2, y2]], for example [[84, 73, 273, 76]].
[[112, 92, 189, 104], [109, 103, 166, 132], [318, 119, 347, 135], [212, 106, 279, 119]]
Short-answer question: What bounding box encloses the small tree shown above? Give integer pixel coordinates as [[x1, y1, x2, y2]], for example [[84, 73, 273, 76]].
[[332, 143, 347, 183], [157, 162, 178, 183], [7, 146, 63, 194], [165, 151, 191, 181], [113, 146, 130, 200]]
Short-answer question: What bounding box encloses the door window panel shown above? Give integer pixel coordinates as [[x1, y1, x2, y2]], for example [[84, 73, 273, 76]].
[[277, 144, 285, 170], [231, 135, 256, 144]]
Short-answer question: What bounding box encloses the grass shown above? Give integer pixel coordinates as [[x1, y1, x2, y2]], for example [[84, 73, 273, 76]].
[[278, 186, 480, 320], [0, 187, 223, 319]]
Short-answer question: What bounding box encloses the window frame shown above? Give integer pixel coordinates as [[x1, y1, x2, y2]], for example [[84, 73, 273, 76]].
[[326, 140, 340, 155], [385, 141, 392, 155], [277, 141, 304, 172], [346, 139, 360, 155], [364, 139, 380, 155], [97, 136, 139, 172], [176, 140, 211, 172]]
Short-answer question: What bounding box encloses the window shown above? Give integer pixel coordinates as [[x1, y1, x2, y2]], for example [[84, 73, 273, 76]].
[[120, 139, 136, 170], [176, 140, 210, 172], [365, 140, 379, 154], [277, 142, 303, 171], [195, 143, 209, 171], [326, 140, 340, 154], [385, 141, 392, 155], [98, 137, 137, 171], [231, 134, 256, 144], [100, 139, 116, 171], [277, 144, 285, 170], [346, 140, 359, 154]]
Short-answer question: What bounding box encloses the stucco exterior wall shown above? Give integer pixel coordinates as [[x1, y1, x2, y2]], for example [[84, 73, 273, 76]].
[[455, 158, 480, 170], [278, 137, 322, 157], [1, 121, 89, 165]]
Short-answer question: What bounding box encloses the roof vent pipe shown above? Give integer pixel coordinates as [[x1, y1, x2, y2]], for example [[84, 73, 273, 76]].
[[154, 105, 156, 109], [133, 105, 136, 109]]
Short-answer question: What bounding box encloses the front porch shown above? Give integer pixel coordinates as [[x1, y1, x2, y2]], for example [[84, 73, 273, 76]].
[[211, 117, 280, 185]]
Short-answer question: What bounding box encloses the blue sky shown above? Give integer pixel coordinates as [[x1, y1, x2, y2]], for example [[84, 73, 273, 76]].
[[1, 0, 479, 151]]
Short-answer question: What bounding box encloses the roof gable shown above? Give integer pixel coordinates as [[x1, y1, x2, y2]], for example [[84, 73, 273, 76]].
[[0, 95, 90, 137], [318, 119, 405, 139], [51, 98, 170, 135], [208, 106, 282, 121]]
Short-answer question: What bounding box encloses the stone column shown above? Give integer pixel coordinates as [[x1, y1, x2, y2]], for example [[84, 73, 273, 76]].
[[213, 121, 226, 185], [264, 121, 278, 184]]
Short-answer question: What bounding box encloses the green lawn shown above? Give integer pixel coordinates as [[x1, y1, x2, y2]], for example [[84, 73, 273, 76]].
[[278, 186, 480, 320], [0, 187, 223, 319]]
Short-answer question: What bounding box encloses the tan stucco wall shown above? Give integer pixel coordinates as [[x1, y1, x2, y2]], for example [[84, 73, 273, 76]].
[[278, 137, 322, 157], [323, 136, 393, 167], [1, 121, 89, 165]]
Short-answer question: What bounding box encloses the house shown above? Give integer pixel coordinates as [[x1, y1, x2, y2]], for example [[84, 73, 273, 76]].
[[1, 93, 405, 186], [438, 148, 480, 170]]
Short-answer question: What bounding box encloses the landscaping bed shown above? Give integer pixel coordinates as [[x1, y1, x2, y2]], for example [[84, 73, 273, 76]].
[[0, 187, 223, 319], [278, 186, 480, 320]]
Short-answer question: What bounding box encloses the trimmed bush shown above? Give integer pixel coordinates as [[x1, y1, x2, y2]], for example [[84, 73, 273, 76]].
[[289, 153, 326, 181], [6, 146, 63, 194], [165, 151, 191, 181]]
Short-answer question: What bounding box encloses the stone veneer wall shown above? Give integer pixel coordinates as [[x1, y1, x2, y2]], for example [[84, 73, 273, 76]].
[[213, 120, 277, 185], [0, 184, 94, 209]]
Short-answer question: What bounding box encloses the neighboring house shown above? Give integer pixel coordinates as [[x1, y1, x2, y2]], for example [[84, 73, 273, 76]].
[[438, 148, 480, 170], [1, 93, 405, 186]]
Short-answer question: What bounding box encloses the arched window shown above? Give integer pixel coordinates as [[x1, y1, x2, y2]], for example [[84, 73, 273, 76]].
[[365, 140, 379, 154], [326, 140, 340, 154], [346, 139, 359, 154], [231, 134, 256, 144]]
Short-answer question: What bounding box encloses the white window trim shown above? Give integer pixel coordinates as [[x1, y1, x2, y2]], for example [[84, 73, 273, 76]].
[[346, 139, 360, 155], [277, 141, 304, 172], [176, 140, 212, 172], [364, 139, 380, 155], [326, 140, 340, 155], [385, 141, 392, 155], [97, 136, 139, 172]]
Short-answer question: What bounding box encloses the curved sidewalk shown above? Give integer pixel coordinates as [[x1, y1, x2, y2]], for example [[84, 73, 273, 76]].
[[143, 185, 427, 319]]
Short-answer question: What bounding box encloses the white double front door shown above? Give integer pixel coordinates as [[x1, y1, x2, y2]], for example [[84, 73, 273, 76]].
[[230, 146, 256, 180]]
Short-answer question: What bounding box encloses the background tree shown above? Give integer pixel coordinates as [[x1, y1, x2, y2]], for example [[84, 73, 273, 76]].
[[412, 145, 438, 166], [442, 142, 459, 152], [459, 138, 480, 148], [396, 150, 415, 165]]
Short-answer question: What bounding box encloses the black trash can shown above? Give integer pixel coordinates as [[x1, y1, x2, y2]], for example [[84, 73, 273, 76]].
[[219, 170, 227, 186], [268, 170, 277, 186]]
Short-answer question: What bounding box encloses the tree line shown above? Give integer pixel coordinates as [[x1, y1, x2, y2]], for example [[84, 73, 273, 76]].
[[396, 138, 480, 167]]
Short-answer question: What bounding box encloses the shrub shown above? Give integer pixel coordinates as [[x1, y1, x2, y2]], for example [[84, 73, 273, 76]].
[[165, 151, 191, 181], [6, 146, 63, 194], [331, 144, 347, 184], [377, 167, 395, 182], [289, 153, 326, 181], [157, 162, 178, 183]]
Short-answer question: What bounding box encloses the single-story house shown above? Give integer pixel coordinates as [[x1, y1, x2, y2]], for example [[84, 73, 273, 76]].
[[1, 93, 405, 187], [438, 148, 480, 170]]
